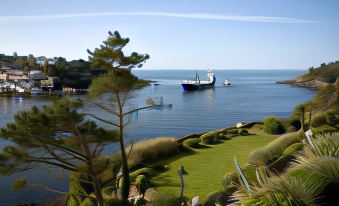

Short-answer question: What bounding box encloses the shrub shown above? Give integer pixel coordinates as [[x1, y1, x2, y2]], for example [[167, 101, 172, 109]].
[[200, 131, 219, 144], [203, 191, 231, 206], [238, 129, 249, 136], [147, 192, 179, 206], [311, 114, 327, 128], [126, 137, 179, 165], [248, 133, 301, 166], [183, 138, 201, 148], [130, 168, 156, 183], [227, 129, 239, 135], [288, 118, 301, 130], [287, 126, 297, 133], [263, 116, 285, 134], [223, 172, 239, 192], [312, 125, 337, 135], [135, 175, 151, 196], [283, 143, 304, 155]]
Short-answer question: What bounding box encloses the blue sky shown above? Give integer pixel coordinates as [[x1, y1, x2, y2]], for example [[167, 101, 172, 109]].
[[0, 0, 338, 69]]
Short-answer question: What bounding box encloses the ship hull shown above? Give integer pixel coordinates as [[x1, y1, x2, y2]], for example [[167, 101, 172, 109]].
[[181, 79, 216, 91]]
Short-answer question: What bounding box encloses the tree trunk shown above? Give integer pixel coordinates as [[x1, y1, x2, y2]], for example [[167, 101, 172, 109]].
[[117, 96, 130, 201], [300, 108, 305, 131]]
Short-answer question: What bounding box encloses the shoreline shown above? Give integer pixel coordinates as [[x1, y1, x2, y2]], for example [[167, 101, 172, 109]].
[[276, 78, 329, 90]]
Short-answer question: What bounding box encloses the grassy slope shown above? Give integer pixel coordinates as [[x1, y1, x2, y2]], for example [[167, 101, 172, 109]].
[[297, 62, 339, 83], [152, 135, 276, 200]]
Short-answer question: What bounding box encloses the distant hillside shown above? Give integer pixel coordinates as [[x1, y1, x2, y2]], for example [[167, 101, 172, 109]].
[[297, 61, 339, 83], [277, 61, 339, 89]]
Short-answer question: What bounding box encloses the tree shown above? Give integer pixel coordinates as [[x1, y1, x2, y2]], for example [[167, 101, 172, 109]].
[[43, 58, 49, 75], [263, 116, 285, 134], [15, 56, 27, 70], [87, 31, 149, 201], [28, 54, 37, 70], [0, 98, 118, 206]]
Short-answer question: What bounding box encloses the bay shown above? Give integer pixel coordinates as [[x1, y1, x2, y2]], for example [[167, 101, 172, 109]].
[[0, 69, 315, 204]]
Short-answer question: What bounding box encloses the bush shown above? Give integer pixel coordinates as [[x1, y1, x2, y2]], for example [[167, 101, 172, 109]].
[[287, 126, 297, 133], [130, 168, 156, 183], [248, 133, 301, 166], [200, 131, 219, 144], [311, 115, 327, 128], [126, 137, 179, 165], [288, 118, 301, 130], [223, 172, 239, 192], [238, 129, 249, 136], [203, 191, 230, 206], [283, 143, 304, 155], [312, 125, 337, 135], [263, 116, 285, 134], [135, 175, 150, 196], [147, 193, 179, 206], [183, 138, 201, 148], [227, 129, 239, 135]]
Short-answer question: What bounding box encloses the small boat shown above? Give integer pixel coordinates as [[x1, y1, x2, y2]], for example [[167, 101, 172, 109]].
[[181, 69, 216, 91], [223, 78, 231, 86]]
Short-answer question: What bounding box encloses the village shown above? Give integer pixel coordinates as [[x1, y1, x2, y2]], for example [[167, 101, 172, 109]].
[[0, 54, 92, 95]]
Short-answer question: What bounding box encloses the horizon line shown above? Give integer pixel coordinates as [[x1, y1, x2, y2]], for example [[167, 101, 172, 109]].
[[0, 12, 317, 25]]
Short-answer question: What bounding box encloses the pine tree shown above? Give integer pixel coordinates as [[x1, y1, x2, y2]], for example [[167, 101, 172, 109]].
[[0, 98, 118, 206], [87, 31, 149, 201]]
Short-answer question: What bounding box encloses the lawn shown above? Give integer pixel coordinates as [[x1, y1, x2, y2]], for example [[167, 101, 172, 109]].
[[152, 135, 276, 200]]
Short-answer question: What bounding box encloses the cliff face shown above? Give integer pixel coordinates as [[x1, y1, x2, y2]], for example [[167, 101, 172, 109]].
[[277, 78, 329, 90]]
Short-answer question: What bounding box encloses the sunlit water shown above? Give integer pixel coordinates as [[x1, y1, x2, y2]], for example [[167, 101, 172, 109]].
[[0, 70, 315, 204]]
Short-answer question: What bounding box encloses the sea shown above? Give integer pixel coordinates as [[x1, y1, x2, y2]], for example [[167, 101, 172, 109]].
[[0, 69, 315, 204]]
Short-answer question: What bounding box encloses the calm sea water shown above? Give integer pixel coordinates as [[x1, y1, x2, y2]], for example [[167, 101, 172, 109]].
[[0, 70, 315, 204]]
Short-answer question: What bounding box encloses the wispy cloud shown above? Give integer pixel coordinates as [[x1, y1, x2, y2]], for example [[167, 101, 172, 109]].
[[0, 12, 317, 25]]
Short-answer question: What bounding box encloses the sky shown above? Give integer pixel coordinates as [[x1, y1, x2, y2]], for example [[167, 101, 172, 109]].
[[0, 0, 338, 70]]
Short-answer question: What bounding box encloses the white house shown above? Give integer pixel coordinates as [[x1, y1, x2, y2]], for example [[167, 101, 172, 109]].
[[36, 56, 46, 65]]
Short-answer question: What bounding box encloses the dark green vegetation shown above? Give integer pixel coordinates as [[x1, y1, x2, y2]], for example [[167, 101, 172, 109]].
[[300, 61, 339, 83], [0, 98, 118, 205], [87, 30, 149, 203], [263, 116, 286, 134]]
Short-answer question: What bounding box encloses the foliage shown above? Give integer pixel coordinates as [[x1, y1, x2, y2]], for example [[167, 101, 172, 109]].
[[286, 126, 297, 133], [283, 143, 304, 155], [87, 30, 150, 201], [200, 131, 220, 144], [146, 192, 179, 206], [126, 137, 179, 165], [227, 129, 239, 135], [263, 116, 285, 134], [183, 138, 201, 148], [203, 190, 231, 206], [288, 118, 301, 130], [238, 129, 249, 136], [0, 98, 117, 206], [135, 175, 151, 196], [248, 133, 300, 166], [311, 125, 337, 135], [311, 115, 327, 128], [297, 61, 339, 83], [130, 168, 156, 183]]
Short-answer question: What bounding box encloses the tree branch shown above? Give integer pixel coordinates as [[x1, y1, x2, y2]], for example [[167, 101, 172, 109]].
[[85, 113, 120, 127]]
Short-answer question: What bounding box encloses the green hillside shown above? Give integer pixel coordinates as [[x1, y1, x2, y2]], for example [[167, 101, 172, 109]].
[[297, 61, 339, 83]]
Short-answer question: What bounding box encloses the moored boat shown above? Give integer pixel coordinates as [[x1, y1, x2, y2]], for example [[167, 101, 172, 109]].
[[224, 78, 231, 86]]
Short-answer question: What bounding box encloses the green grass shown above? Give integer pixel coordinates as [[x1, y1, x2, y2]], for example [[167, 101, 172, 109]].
[[152, 135, 276, 200]]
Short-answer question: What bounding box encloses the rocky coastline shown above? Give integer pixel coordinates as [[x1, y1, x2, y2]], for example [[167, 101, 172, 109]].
[[276, 78, 329, 90]]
